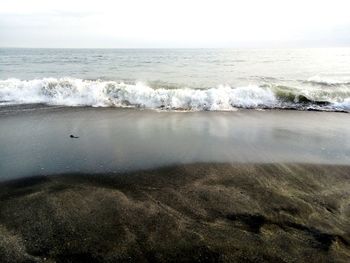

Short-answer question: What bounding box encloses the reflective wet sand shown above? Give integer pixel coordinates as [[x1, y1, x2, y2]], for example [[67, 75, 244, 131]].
[[0, 105, 349, 180]]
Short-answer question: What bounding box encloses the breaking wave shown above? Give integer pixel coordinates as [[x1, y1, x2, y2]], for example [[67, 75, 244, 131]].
[[0, 78, 349, 112]]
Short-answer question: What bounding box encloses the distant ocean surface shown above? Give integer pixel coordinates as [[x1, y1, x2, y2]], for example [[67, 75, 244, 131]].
[[1, 48, 350, 112]]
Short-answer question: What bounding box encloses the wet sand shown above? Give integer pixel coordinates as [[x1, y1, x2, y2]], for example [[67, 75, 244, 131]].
[[0, 163, 350, 262], [1, 106, 349, 180], [0, 106, 350, 262]]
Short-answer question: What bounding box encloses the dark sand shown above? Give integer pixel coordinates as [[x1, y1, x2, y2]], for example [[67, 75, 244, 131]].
[[0, 163, 350, 262], [1, 106, 350, 262], [1, 106, 350, 180]]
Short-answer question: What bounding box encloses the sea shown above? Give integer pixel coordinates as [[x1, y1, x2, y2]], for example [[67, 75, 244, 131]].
[[1, 48, 350, 112]]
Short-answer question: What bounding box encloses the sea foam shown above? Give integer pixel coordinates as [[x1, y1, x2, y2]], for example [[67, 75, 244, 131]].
[[0, 78, 349, 112]]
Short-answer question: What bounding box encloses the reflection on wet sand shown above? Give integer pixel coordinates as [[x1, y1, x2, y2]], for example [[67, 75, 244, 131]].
[[0, 106, 349, 180]]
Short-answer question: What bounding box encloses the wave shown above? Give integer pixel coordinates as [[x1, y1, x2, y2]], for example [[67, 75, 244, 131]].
[[305, 75, 350, 86], [0, 78, 349, 112]]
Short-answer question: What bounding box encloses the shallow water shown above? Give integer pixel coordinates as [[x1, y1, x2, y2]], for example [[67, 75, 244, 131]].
[[0, 107, 349, 180]]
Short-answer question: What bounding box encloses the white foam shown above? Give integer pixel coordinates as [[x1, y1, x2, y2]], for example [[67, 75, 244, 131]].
[[1, 77, 349, 112], [0, 78, 277, 111], [333, 98, 350, 110]]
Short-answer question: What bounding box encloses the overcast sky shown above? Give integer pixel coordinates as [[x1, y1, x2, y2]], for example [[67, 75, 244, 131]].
[[1, 0, 350, 48]]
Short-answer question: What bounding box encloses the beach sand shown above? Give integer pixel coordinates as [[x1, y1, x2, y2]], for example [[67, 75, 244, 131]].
[[0, 106, 350, 262], [1, 106, 349, 180], [0, 163, 350, 262]]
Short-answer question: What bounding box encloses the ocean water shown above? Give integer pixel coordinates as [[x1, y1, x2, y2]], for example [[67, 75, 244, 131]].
[[1, 48, 350, 111]]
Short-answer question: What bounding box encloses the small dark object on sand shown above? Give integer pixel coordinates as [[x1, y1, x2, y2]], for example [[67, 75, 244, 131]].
[[69, 134, 79, 138]]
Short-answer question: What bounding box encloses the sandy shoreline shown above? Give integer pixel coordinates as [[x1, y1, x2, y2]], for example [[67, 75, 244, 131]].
[[0, 106, 350, 261], [0, 163, 350, 262], [1, 106, 350, 180]]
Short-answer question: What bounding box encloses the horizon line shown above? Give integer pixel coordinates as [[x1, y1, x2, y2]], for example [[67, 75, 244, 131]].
[[1, 45, 350, 50]]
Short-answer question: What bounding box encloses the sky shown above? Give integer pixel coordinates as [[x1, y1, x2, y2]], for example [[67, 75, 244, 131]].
[[1, 0, 350, 48]]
